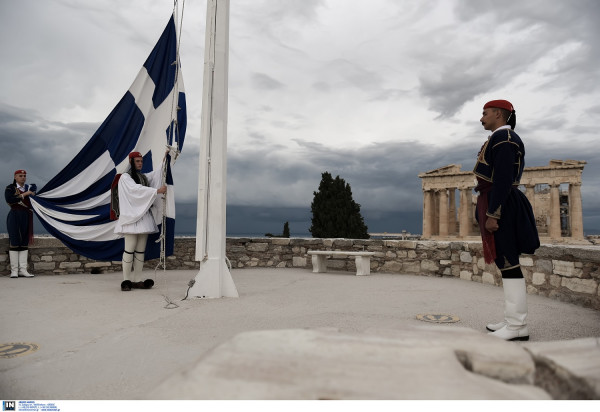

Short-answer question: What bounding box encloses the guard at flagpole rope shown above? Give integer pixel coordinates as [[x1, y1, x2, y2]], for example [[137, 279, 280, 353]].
[[112, 151, 168, 291]]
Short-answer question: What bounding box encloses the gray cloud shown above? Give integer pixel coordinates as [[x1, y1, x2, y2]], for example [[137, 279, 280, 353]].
[[251, 73, 285, 90]]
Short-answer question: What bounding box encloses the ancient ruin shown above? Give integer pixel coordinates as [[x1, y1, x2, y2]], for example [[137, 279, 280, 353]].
[[418, 160, 586, 241]]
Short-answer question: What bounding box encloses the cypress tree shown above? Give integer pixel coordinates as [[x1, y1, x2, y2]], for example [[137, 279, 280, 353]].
[[310, 172, 369, 239], [283, 221, 290, 238]]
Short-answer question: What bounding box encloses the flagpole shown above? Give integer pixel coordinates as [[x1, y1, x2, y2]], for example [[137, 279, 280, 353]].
[[191, 0, 238, 298]]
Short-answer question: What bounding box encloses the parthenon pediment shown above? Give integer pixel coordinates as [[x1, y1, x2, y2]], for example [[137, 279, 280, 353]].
[[421, 164, 462, 175], [548, 159, 587, 167]]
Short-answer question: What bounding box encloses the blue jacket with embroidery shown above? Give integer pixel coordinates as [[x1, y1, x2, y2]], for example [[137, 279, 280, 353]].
[[473, 128, 525, 218]]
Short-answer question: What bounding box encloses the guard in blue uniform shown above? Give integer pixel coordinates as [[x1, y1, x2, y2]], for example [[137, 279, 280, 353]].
[[5, 170, 37, 278], [473, 100, 540, 341]]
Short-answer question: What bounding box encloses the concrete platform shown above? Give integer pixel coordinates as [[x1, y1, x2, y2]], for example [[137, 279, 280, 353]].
[[1, 268, 599, 399]]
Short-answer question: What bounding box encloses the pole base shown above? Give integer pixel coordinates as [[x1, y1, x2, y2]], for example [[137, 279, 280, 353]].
[[190, 257, 238, 299]]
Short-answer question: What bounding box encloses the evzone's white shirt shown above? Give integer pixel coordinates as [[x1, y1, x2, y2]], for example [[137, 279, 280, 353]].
[[114, 169, 163, 235]]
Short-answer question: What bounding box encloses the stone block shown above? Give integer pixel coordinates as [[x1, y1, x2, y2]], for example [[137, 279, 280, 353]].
[[34, 262, 56, 270], [59, 261, 82, 269], [270, 238, 291, 245], [532, 272, 546, 286], [450, 242, 464, 250], [553, 260, 583, 278], [523, 338, 600, 399], [407, 251, 417, 259], [460, 271, 472, 281], [452, 265, 460, 277], [276, 262, 287, 268], [85, 262, 112, 268], [535, 259, 553, 273], [41, 255, 53, 262], [562, 278, 598, 295], [381, 261, 402, 273], [153, 328, 545, 399], [460, 252, 472, 263], [416, 242, 438, 251], [519, 257, 534, 267], [247, 243, 269, 252], [440, 260, 452, 266], [402, 261, 421, 273], [397, 240, 417, 249], [421, 260, 439, 272], [472, 264, 479, 275], [322, 239, 334, 248], [331, 239, 352, 247], [482, 272, 495, 285], [549, 275, 562, 288], [292, 257, 307, 267], [434, 250, 452, 260]]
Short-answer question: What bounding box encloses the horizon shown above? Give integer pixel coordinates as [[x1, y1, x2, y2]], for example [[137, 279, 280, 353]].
[[1, 202, 599, 239]]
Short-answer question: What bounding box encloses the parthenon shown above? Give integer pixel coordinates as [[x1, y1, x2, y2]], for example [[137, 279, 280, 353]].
[[417, 160, 586, 241]]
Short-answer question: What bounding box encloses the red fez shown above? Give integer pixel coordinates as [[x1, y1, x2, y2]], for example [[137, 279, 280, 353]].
[[14, 169, 26, 175], [484, 100, 514, 112], [128, 151, 143, 159]]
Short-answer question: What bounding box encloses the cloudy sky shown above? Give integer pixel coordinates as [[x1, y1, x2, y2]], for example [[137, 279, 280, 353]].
[[1, 0, 599, 237]]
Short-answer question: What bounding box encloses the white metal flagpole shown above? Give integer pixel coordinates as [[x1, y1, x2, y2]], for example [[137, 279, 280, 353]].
[[191, 0, 238, 298]]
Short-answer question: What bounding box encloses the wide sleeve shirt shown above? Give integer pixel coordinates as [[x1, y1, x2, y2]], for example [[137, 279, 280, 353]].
[[114, 169, 162, 235]]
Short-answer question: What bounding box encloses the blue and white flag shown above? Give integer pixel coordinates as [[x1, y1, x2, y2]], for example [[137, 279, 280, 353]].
[[31, 15, 187, 262]]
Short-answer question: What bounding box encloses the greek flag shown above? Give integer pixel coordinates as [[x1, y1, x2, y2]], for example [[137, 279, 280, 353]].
[[30, 15, 186, 262]]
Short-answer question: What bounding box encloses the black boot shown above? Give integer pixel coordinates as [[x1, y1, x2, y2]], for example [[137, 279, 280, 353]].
[[131, 279, 154, 289], [121, 280, 132, 291]]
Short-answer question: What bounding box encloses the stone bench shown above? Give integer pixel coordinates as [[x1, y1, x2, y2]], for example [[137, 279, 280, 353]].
[[307, 250, 379, 276]]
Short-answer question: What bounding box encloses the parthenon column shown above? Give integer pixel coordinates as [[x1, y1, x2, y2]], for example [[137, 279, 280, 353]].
[[448, 189, 456, 235], [439, 189, 449, 237], [422, 189, 434, 238], [568, 182, 584, 239], [433, 191, 440, 235], [549, 183, 562, 239], [525, 184, 535, 210], [458, 188, 471, 238]]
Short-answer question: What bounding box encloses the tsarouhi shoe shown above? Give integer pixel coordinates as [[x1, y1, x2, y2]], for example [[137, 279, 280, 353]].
[[131, 279, 154, 289], [121, 280, 132, 291]]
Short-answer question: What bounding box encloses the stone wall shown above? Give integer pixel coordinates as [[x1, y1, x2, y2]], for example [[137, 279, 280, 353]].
[[2, 236, 599, 310]]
